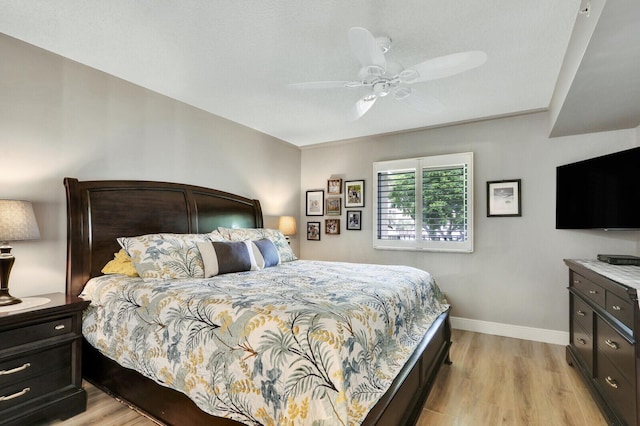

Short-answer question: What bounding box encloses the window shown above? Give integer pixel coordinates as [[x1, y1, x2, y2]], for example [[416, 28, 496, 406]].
[[373, 152, 473, 252]]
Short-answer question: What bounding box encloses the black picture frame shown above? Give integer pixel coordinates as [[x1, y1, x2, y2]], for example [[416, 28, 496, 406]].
[[307, 222, 321, 240], [487, 179, 521, 217], [346, 210, 362, 230], [345, 180, 365, 207], [306, 190, 324, 216]]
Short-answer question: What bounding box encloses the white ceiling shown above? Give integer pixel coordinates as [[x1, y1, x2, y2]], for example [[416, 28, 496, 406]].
[[1, 0, 584, 147]]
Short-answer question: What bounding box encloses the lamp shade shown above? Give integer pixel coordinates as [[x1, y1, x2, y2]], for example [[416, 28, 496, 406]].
[[0, 200, 40, 242], [278, 216, 297, 236]]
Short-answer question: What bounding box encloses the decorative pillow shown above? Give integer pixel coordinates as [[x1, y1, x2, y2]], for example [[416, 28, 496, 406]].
[[117, 233, 211, 281], [252, 239, 280, 268], [218, 227, 297, 262], [197, 240, 257, 277], [101, 249, 139, 277], [209, 230, 227, 242]]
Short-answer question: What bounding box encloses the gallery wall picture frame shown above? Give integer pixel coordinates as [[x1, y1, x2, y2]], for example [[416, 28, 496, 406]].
[[487, 179, 522, 217], [345, 180, 365, 207], [307, 222, 321, 240], [306, 190, 324, 216], [325, 218, 340, 235], [327, 178, 342, 195], [346, 210, 362, 230], [326, 198, 342, 216]]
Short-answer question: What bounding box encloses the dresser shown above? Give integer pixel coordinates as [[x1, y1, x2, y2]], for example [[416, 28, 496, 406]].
[[565, 259, 639, 426], [0, 293, 90, 426]]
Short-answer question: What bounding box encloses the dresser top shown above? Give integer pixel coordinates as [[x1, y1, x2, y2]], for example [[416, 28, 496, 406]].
[[573, 259, 640, 292]]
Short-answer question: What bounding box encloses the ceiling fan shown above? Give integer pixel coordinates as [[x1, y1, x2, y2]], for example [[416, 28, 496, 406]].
[[290, 27, 487, 120]]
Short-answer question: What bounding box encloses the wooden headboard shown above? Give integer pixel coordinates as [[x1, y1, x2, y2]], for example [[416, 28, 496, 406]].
[[64, 177, 263, 297]]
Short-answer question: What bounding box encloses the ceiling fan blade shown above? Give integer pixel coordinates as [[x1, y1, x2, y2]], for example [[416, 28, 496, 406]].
[[348, 27, 386, 70], [288, 81, 358, 89], [349, 95, 377, 121], [400, 91, 444, 114], [404, 51, 487, 83]]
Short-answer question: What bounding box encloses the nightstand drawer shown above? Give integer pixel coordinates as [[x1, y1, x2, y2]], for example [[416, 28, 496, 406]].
[[605, 291, 633, 330], [572, 294, 593, 337], [571, 272, 605, 307], [0, 317, 73, 350], [596, 349, 636, 426], [0, 345, 71, 387], [0, 366, 71, 411], [597, 317, 634, 383]]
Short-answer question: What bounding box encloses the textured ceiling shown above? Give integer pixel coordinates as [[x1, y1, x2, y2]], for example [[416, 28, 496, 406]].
[[1, 0, 581, 146]]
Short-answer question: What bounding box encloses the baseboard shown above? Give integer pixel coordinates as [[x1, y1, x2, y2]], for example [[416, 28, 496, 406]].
[[450, 316, 569, 346]]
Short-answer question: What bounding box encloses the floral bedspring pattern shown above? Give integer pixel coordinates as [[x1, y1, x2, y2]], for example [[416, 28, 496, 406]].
[[81, 260, 449, 425]]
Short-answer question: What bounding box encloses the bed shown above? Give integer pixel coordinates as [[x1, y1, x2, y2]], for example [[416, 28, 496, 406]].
[[64, 177, 452, 425]]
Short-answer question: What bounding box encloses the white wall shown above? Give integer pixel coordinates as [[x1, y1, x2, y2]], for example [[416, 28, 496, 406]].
[[300, 113, 639, 336], [0, 34, 301, 297]]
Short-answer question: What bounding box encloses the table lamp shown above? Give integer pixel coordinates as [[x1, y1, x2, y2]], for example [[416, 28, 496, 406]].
[[0, 200, 40, 306], [278, 216, 297, 243]]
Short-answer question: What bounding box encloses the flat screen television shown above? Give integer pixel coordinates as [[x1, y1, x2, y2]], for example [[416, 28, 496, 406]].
[[556, 146, 640, 230]]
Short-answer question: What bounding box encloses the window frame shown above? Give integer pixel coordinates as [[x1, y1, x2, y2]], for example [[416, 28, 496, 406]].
[[373, 152, 474, 252]]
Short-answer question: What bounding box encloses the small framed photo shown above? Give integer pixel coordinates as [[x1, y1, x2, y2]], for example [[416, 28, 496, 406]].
[[327, 178, 342, 195], [345, 180, 365, 207], [325, 219, 340, 235], [306, 190, 324, 216], [326, 198, 341, 216], [346, 210, 362, 230], [487, 179, 521, 217], [307, 222, 321, 240]]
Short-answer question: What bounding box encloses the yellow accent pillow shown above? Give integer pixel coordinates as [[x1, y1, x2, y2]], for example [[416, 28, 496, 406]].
[[101, 249, 139, 277]]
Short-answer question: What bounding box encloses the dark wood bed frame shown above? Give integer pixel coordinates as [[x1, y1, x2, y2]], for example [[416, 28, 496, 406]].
[[64, 177, 452, 426]]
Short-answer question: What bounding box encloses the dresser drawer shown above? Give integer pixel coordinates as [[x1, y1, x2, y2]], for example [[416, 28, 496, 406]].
[[0, 317, 73, 350], [571, 272, 605, 307], [0, 345, 71, 388], [0, 366, 71, 412], [605, 291, 634, 330], [596, 349, 636, 426], [572, 322, 593, 373], [597, 317, 634, 383], [571, 294, 593, 336]]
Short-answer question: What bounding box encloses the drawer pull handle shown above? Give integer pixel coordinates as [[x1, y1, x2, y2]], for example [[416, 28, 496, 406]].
[[576, 310, 586, 316], [588, 290, 598, 294], [612, 305, 621, 311], [573, 279, 581, 285], [605, 339, 619, 350], [0, 387, 30, 401], [0, 363, 31, 376], [54, 324, 66, 330], [605, 376, 619, 389], [576, 338, 586, 345]]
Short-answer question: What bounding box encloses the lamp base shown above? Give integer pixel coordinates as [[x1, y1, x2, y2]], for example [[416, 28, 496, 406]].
[[0, 291, 21, 306]]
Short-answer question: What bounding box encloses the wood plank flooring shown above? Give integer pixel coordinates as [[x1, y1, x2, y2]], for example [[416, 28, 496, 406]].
[[50, 329, 607, 425]]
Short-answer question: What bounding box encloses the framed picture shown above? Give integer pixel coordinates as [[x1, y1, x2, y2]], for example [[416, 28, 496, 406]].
[[325, 219, 340, 235], [487, 179, 521, 217], [326, 198, 341, 216], [345, 180, 365, 207], [346, 210, 362, 230], [306, 190, 324, 216], [307, 222, 321, 240], [327, 178, 342, 195]]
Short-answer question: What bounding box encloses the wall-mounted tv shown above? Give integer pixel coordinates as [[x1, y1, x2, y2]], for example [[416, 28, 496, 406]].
[[556, 146, 640, 230]]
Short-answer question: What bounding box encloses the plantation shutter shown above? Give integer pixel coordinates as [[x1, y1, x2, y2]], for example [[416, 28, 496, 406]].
[[377, 170, 417, 240]]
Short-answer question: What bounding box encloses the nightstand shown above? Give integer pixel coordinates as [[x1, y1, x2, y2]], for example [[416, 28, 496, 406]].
[[0, 293, 90, 426]]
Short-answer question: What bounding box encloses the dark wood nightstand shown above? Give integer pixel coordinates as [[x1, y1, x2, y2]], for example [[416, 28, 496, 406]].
[[0, 293, 90, 426]]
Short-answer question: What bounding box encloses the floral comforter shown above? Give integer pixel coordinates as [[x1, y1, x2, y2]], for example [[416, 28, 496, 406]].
[[81, 260, 449, 425]]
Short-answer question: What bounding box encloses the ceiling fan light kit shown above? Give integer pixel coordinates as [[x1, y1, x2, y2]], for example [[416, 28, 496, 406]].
[[291, 27, 487, 120]]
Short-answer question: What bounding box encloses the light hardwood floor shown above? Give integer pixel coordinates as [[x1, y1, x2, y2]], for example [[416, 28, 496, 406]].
[[51, 330, 607, 425]]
